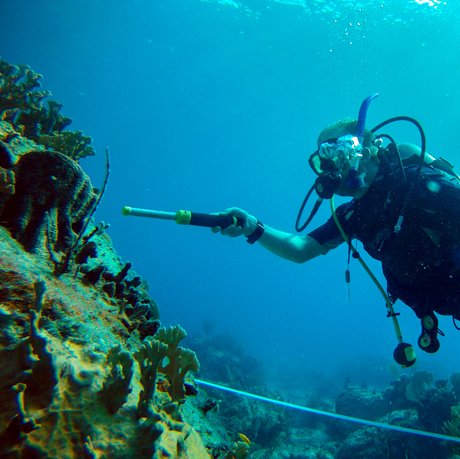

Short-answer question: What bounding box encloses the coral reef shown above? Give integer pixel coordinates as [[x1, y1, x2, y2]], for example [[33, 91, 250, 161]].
[[0, 57, 94, 160], [77, 251, 162, 340], [5, 55, 460, 459], [188, 327, 288, 455], [190, 321, 460, 458], [0, 57, 239, 458], [0, 223, 214, 457], [335, 386, 389, 420]]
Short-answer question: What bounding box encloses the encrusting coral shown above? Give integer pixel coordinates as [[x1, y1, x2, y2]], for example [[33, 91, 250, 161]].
[[0, 57, 234, 458]]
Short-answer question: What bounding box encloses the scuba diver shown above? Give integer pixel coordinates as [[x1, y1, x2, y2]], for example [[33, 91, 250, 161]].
[[212, 94, 460, 363]]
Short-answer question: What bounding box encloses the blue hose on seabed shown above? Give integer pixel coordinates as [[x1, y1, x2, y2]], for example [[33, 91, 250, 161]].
[[196, 379, 460, 444]]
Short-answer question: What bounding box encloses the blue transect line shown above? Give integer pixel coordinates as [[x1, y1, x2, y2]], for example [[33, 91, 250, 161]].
[[195, 378, 460, 444]]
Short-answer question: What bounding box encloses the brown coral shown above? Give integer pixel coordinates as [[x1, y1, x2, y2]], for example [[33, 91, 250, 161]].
[[38, 130, 95, 162], [0, 150, 96, 253], [134, 337, 168, 418], [156, 326, 200, 403], [99, 345, 134, 414]]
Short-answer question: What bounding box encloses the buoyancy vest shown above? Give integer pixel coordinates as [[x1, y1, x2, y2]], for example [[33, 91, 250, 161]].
[[343, 144, 460, 316]]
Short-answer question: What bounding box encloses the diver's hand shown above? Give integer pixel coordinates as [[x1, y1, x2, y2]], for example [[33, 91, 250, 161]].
[[211, 207, 258, 237]]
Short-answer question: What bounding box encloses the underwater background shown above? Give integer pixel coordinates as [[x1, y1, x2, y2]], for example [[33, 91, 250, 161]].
[[2, 0, 459, 423]]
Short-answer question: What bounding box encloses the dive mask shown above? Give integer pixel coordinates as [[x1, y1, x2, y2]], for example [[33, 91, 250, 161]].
[[309, 135, 363, 176]]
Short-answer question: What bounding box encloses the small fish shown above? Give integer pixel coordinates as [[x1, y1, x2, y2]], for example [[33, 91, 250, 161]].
[[238, 433, 250, 445]]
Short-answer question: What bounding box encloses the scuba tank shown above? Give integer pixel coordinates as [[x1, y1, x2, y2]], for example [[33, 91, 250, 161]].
[[397, 143, 459, 180]]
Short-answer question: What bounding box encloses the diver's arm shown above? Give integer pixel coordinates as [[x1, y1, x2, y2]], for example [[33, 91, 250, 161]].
[[213, 207, 341, 263], [257, 226, 334, 263]]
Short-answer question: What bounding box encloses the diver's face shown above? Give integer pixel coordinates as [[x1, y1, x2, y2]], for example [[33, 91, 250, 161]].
[[317, 126, 352, 147], [315, 129, 375, 198]]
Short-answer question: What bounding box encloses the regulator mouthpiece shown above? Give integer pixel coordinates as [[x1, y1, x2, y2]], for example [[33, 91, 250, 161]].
[[346, 167, 364, 189]]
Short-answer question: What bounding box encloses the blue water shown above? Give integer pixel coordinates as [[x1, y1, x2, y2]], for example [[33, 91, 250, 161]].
[[2, 0, 459, 386]]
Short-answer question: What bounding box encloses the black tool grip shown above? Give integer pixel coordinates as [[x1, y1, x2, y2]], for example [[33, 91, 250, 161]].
[[189, 212, 244, 229]]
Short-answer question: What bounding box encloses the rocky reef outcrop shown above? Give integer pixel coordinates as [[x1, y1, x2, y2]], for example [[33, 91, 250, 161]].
[[0, 228, 207, 457], [0, 57, 246, 458]]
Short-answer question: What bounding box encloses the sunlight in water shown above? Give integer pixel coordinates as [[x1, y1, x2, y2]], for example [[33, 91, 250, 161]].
[[415, 0, 446, 7], [200, 0, 448, 16]]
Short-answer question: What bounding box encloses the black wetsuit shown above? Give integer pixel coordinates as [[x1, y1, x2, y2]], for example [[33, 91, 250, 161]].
[[308, 149, 460, 319]]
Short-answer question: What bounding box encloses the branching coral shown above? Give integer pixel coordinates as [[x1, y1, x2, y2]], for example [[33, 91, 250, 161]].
[[0, 60, 70, 141], [156, 324, 187, 349], [134, 337, 168, 418], [155, 325, 200, 403], [0, 57, 95, 161], [38, 131, 95, 162], [0, 59, 50, 114], [99, 345, 134, 414], [21, 100, 72, 140]]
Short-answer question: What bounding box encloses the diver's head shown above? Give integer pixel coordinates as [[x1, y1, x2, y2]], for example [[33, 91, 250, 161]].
[[308, 93, 381, 199], [317, 119, 375, 148], [309, 118, 380, 198]]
